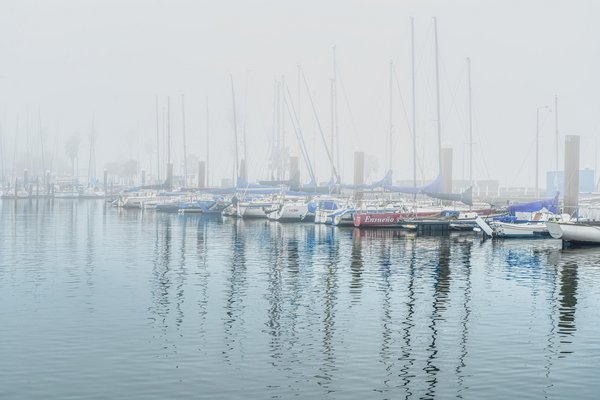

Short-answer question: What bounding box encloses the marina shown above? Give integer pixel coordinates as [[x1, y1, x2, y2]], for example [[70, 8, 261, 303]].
[[2, 1, 600, 398]]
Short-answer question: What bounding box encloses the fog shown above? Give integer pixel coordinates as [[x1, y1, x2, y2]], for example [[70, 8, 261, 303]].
[[0, 0, 597, 189]]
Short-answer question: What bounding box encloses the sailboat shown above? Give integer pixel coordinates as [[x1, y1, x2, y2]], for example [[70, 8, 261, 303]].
[[547, 220, 600, 245]]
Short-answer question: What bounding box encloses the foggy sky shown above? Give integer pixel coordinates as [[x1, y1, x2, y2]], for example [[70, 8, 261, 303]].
[[0, 0, 598, 188]]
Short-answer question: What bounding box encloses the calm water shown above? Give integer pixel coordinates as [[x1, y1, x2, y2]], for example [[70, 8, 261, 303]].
[[1, 200, 599, 399]]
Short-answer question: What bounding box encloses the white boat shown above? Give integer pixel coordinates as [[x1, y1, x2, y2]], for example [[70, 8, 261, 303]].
[[54, 190, 80, 199], [237, 198, 272, 219], [547, 221, 600, 244], [490, 221, 549, 238], [116, 193, 157, 208], [313, 198, 346, 224], [266, 200, 310, 222], [0, 189, 30, 199], [331, 207, 355, 226], [487, 211, 568, 238]]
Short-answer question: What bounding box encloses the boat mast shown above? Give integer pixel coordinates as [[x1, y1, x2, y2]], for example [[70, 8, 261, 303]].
[[331, 45, 339, 181], [411, 17, 417, 188], [280, 75, 287, 179], [242, 71, 249, 178], [88, 114, 96, 187], [301, 67, 340, 184], [389, 60, 393, 174], [555, 95, 559, 191], [467, 57, 473, 187], [274, 79, 280, 180], [330, 70, 335, 181], [38, 110, 46, 181], [297, 65, 302, 127], [230, 75, 240, 186], [206, 97, 210, 188], [167, 95, 171, 186], [181, 94, 188, 187], [334, 46, 340, 179], [433, 17, 442, 173], [155, 95, 160, 182]]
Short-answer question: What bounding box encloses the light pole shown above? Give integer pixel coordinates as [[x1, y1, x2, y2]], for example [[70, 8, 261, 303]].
[[536, 105, 550, 197]]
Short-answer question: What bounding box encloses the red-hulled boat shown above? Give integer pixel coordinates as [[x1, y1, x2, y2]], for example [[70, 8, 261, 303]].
[[353, 209, 441, 228]]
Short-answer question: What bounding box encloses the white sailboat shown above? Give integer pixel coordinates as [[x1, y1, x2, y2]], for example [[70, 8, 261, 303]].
[[547, 221, 600, 244], [265, 197, 310, 222]]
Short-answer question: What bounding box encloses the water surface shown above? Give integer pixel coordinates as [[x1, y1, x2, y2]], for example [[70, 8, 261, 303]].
[[1, 200, 599, 399]]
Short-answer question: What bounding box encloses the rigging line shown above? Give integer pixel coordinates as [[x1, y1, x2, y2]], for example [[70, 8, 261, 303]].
[[441, 61, 469, 141], [392, 63, 426, 180], [300, 67, 340, 183], [38, 110, 46, 177], [335, 65, 361, 148], [230, 75, 240, 184], [508, 134, 537, 189], [470, 94, 492, 182], [269, 79, 277, 180], [283, 81, 316, 185]]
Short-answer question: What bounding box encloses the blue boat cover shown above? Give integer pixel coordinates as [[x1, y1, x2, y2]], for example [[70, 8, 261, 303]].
[[384, 174, 443, 194], [507, 193, 559, 214]]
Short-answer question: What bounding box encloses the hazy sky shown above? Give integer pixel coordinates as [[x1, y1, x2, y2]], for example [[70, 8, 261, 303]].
[[0, 0, 598, 188]]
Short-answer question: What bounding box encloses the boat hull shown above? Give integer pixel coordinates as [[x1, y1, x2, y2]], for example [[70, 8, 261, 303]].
[[546, 221, 600, 244], [353, 212, 404, 228], [492, 222, 549, 238], [267, 204, 309, 222], [353, 210, 440, 228], [237, 204, 269, 219]]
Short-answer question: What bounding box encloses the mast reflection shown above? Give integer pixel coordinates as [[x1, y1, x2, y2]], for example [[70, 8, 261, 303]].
[[350, 229, 364, 303], [456, 238, 473, 397], [399, 237, 417, 399], [150, 215, 172, 346], [318, 226, 339, 389], [558, 262, 578, 356], [223, 218, 247, 364], [424, 238, 451, 399]]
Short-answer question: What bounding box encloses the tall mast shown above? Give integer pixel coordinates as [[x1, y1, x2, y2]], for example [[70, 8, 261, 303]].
[[467, 57, 473, 186], [301, 67, 340, 184], [242, 71, 249, 174], [206, 97, 210, 188], [230, 75, 239, 186], [333, 45, 339, 178], [0, 122, 4, 184], [88, 114, 96, 186], [297, 65, 301, 127], [555, 95, 559, 185], [181, 94, 188, 187], [38, 110, 45, 179], [389, 60, 393, 174], [433, 17, 442, 172], [330, 77, 335, 180], [167, 96, 171, 169], [155, 95, 160, 182], [536, 107, 540, 197], [411, 17, 417, 188], [280, 75, 287, 179], [274, 79, 281, 180]]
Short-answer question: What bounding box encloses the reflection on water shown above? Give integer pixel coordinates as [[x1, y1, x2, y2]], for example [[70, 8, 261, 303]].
[[1, 200, 600, 399], [558, 262, 577, 348]]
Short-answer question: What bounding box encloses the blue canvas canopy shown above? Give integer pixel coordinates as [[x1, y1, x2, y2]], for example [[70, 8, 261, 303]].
[[339, 170, 392, 190], [385, 174, 444, 194], [507, 193, 559, 214]]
